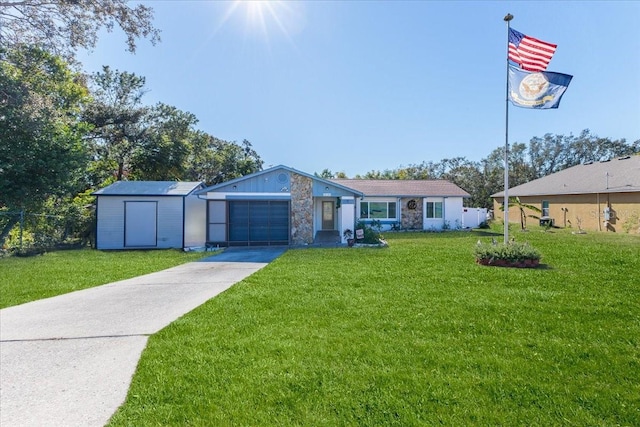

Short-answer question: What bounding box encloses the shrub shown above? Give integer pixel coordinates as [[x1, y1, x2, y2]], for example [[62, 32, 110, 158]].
[[474, 240, 541, 267], [355, 221, 384, 244]]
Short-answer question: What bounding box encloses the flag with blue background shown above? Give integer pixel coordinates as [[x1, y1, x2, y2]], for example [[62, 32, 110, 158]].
[[508, 65, 573, 109]]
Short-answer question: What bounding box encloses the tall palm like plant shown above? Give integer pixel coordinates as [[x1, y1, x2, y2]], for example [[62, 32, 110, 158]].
[[500, 197, 542, 230]]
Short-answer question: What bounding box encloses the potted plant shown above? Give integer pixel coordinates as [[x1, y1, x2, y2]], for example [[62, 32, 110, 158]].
[[343, 229, 355, 247]]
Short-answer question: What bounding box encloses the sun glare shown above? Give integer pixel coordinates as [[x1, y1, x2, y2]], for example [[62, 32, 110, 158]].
[[221, 0, 304, 43]]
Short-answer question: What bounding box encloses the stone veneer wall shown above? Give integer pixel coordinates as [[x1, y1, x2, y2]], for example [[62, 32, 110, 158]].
[[290, 173, 314, 245], [401, 198, 423, 230]]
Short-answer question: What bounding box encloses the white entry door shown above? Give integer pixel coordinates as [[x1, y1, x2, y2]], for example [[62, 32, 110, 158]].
[[125, 201, 157, 247]]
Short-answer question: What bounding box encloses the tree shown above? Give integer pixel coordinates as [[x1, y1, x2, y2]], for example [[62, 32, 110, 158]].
[[478, 157, 505, 209], [528, 133, 569, 179], [0, 46, 90, 246], [395, 162, 433, 180], [183, 134, 263, 185], [204, 138, 262, 184], [316, 169, 334, 179], [528, 130, 640, 179], [130, 103, 198, 181], [356, 169, 399, 179], [84, 66, 149, 182], [0, 0, 160, 60]]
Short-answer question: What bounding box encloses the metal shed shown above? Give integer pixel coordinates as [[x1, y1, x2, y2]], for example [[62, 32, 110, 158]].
[[93, 181, 206, 250]]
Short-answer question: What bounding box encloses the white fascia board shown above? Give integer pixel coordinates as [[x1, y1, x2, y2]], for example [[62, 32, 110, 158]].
[[204, 192, 291, 199]]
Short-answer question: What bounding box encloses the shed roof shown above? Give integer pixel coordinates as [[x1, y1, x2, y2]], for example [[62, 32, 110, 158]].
[[492, 155, 640, 197], [93, 181, 204, 196], [331, 179, 470, 198]]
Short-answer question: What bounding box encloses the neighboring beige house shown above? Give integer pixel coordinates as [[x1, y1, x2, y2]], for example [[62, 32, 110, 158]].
[[491, 155, 640, 233]]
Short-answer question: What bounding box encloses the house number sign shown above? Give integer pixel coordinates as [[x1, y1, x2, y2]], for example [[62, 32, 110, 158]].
[[407, 199, 417, 210]]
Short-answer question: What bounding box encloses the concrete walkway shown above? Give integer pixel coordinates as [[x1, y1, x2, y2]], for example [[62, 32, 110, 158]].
[[0, 247, 286, 427]]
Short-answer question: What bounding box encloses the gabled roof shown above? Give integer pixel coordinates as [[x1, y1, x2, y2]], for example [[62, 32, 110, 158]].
[[331, 179, 470, 198], [196, 165, 364, 196], [492, 155, 640, 197], [93, 181, 204, 196]]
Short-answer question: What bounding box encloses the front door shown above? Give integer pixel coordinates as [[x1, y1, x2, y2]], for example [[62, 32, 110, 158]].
[[322, 201, 334, 230]]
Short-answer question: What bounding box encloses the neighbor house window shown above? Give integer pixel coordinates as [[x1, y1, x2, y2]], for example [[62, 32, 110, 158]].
[[360, 201, 397, 219], [426, 201, 443, 219], [541, 200, 550, 217]]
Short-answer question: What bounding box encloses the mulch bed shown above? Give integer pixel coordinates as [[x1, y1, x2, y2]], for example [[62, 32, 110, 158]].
[[476, 258, 540, 268]]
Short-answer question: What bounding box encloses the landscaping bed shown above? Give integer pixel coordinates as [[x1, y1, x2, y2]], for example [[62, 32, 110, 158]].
[[474, 240, 541, 268]]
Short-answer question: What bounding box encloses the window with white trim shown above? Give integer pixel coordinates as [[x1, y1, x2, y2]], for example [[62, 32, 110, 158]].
[[426, 201, 443, 219], [360, 201, 397, 219]]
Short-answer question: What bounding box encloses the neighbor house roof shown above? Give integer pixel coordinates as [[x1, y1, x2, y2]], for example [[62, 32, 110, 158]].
[[331, 179, 470, 198], [93, 181, 204, 196], [492, 155, 640, 198]]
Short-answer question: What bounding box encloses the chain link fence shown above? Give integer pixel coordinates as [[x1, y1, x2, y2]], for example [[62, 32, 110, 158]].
[[0, 208, 95, 256]]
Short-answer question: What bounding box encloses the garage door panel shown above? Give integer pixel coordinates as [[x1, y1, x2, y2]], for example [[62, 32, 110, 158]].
[[228, 200, 289, 245]]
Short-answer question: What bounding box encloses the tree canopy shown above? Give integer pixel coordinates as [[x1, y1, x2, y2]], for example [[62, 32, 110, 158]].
[[82, 66, 263, 186], [84, 66, 150, 182], [353, 131, 639, 208], [0, 0, 160, 59], [0, 46, 91, 245]]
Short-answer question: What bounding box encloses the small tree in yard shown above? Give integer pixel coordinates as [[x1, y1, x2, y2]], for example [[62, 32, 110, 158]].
[[500, 197, 542, 230]]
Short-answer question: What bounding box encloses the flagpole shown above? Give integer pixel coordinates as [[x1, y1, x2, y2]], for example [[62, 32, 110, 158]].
[[503, 13, 513, 244]]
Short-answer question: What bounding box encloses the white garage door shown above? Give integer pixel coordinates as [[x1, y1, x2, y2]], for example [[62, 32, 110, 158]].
[[125, 201, 157, 247]]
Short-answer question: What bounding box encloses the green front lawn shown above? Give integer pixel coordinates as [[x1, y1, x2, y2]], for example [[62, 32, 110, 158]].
[[108, 228, 640, 426], [0, 249, 207, 309]]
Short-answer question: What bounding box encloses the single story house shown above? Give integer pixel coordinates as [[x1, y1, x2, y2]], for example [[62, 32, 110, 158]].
[[93, 181, 206, 249], [491, 155, 640, 233], [196, 166, 363, 247], [331, 179, 471, 231], [93, 165, 473, 249]]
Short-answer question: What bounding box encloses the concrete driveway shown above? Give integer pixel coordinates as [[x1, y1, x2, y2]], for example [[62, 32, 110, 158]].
[[0, 247, 286, 427]]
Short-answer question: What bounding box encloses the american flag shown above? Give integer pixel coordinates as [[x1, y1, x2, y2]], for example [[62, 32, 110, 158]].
[[508, 28, 557, 72]]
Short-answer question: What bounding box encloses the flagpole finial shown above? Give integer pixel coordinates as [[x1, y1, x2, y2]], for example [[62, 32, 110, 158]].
[[504, 13, 514, 22]]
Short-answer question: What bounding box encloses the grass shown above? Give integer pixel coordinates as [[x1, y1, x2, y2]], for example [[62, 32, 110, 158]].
[[107, 227, 640, 426], [0, 249, 207, 309]]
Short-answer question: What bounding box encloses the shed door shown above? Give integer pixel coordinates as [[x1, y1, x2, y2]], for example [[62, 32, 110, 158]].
[[124, 201, 157, 247], [228, 201, 289, 246]]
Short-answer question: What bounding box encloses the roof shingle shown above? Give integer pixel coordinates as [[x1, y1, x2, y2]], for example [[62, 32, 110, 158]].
[[492, 155, 640, 197], [332, 179, 470, 197]]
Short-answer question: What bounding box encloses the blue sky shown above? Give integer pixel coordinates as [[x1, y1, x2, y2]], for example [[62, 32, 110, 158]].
[[78, 1, 640, 177]]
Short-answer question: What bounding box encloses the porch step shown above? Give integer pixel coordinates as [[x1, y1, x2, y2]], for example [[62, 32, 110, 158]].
[[314, 230, 340, 244]]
